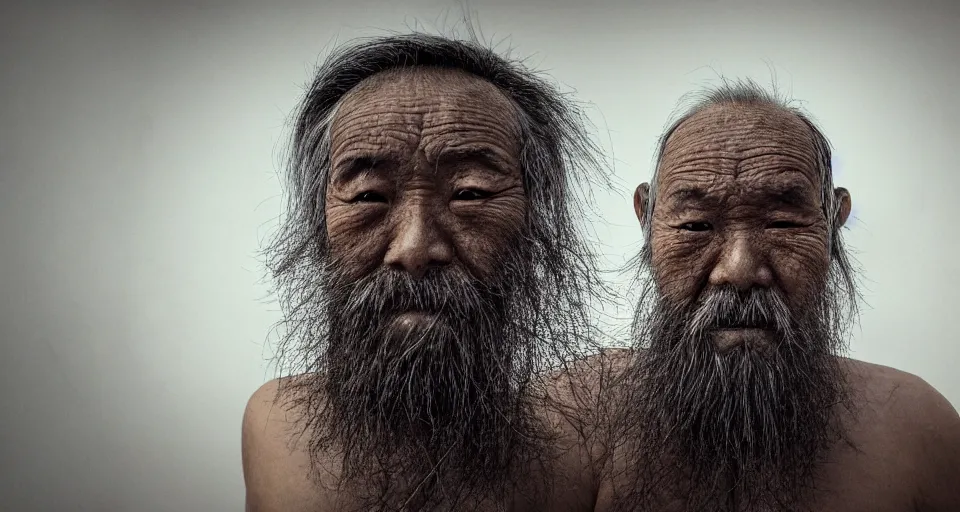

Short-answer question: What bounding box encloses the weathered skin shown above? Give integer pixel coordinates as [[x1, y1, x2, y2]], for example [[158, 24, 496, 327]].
[[595, 103, 960, 511], [645, 104, 838, 321], [323, 68, 527, 283], [241, 67, 603, 512]]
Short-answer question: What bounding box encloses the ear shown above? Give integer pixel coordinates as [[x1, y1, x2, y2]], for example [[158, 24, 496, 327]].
[[634, 183, 650, 225], [835, 187, 852, 228]]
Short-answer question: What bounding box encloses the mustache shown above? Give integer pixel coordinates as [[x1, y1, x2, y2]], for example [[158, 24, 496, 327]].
[[687, 286, 794, 338], [328, 265, 495, 321]]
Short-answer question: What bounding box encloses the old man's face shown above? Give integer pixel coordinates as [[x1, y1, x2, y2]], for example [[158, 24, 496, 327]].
[[326, 67, 527, 286], [624, 102, 854, 510], [647, 103, 846, 350], [311, 66, 545, 507]]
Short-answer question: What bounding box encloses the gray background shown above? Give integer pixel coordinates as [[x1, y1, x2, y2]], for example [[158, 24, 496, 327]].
[[2, 0, 958, 510]]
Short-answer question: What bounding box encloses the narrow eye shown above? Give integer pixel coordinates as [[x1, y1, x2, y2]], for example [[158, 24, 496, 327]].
[[452, 189, 493, 201], [351, 191, 387, 203], [679, 222, 712, 232], [768, 220, 801, 229]]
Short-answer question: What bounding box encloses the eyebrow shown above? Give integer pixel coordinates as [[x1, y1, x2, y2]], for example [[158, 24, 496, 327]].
[[331, 154, 395, 184], [331, 145, 518, 183], [665, 187, 721, 209], [663, 182, 816, 209], [764, 183, 816, 208], [436, 145, 516, 177]]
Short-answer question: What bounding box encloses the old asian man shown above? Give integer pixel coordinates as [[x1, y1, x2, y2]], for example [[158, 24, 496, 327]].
[[242, 33, 611, 512], [598, 80, 960, 512]]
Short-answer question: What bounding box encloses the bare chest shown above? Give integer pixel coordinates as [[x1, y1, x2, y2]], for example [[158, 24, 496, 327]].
[[799, 441, 918, 512], [271, 462, 596, 512]]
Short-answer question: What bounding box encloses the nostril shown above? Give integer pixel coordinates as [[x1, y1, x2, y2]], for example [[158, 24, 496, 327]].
[[383, 213, 454, 277], [708, 238, 772, 290]]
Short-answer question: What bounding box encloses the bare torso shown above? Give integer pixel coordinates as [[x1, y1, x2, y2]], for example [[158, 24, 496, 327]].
[[242, 353, 959, 511], [242, 371, 605, 512], [595, 355, 960, 512]]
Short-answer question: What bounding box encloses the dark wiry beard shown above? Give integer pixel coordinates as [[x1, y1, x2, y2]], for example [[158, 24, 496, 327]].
[[613, 277, 855, 512], [317, 260, 544, 510], [268, 223, 602, 511]]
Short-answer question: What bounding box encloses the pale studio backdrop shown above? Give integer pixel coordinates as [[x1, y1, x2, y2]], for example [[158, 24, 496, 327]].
[[1, 0, 958, 510]]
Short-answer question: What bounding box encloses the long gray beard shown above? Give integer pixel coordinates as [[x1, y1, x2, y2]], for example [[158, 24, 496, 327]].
[[267, 226, 578, 512], [268, 196, 607, 510], [314, 264, 548, 510], [614, 283, 853, 512]]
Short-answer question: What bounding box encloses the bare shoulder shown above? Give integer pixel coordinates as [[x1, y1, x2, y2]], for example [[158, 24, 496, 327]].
[[241, 376, 334, 512], [540, 348, 634, 499], [843, 358, 958, 429], [842, 358, 960, 508], [541, 347, 632, 427]]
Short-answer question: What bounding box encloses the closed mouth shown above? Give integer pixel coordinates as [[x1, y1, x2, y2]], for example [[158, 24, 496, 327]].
[[713, 318, 774, 330], [711, 325, 776, 352], [384, 295, 445, 315], [392, 310, 440, 324]]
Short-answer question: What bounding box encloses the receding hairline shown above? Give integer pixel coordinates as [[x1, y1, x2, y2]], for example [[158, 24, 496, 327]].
[[331, 65, 524, 145], [652, 81, 831, 191], [349, 65, 497, 89], [663, 100, 817, 153], [339, 65, 518, 110]]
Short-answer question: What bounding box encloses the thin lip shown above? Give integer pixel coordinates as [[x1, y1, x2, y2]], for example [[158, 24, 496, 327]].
[[394, 310, 443, 328], [392, 310, 441, 320]]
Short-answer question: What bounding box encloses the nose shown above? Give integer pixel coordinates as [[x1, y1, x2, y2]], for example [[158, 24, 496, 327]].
[[383, 206, 454, 279], [708, 234, 774, 290]]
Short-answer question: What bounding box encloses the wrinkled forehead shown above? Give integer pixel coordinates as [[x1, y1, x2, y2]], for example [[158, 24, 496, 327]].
[[329, 67, 523, 163], [657, 103, 821, 192]]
